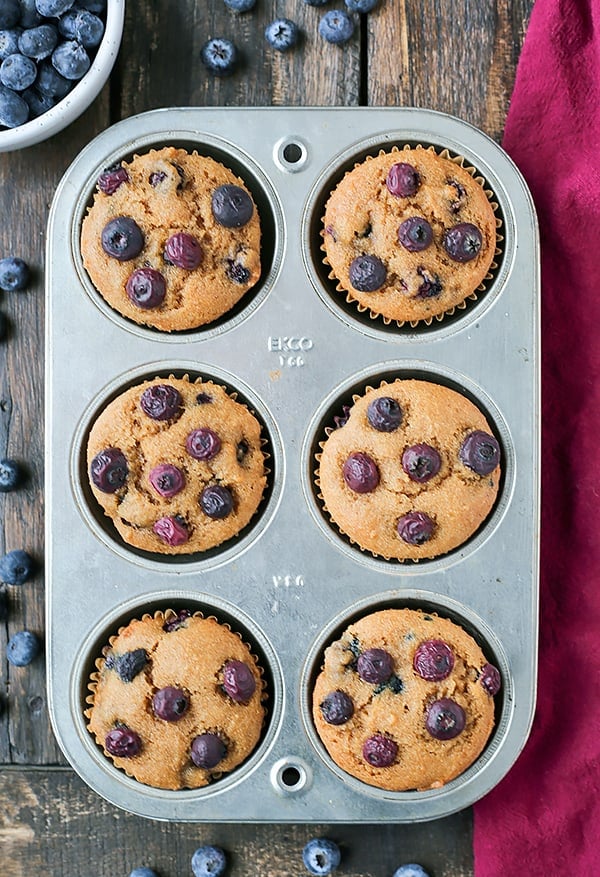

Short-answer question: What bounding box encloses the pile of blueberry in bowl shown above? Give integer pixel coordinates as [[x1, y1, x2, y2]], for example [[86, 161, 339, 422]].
[[0, 0, 124, 151]]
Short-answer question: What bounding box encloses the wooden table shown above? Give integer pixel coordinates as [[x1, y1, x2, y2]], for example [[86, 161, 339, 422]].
[[0, 2, 534, 874]]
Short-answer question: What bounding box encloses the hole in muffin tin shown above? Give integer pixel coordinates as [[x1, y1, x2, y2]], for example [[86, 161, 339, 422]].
[[300, 590, 512, 801], [71, 362, 283, 571], [269, 757, 312, 795], [73, 590, 283, 798], [301, 360, 514, 576], [302, 135, 511, 342], [72, 134, 283, 342]]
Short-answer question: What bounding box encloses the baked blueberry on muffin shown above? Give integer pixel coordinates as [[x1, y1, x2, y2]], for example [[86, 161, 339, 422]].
[[86, 609, 266, 789], [87, 376, 267, 555], [312, 608, 501, 791], [81, 146, 261, 331], [322, 146, 498, 325], [316, 379, 501, 561]]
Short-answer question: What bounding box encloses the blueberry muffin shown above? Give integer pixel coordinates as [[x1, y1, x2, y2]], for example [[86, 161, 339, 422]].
[[312, 608, 501, 791], [81, 146, 261, 331], [322, 146, 498, 325], [87, 376, 267, 555], [316, 379, 501, 561], [86, 609, 266, 790]]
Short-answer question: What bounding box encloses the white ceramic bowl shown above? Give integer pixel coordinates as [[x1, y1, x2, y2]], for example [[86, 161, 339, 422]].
[[0, 0, 125, 153]]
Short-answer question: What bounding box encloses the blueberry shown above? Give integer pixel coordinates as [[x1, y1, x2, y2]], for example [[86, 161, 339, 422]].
[[90, 448, 128, 493], [333, 404, 351, 429], [114, 648, 147, 683], [0, 82, 27, 124], [152, 515, 189, 547], [140, 384, 183, 422], [22, 85, 54, 116], [58, 9, 103, 48], [0, 589, 7, 621], [223, 0, 255, 10], [129, 869, 159, 877], [35, 59, 69, 97], [211, 184, 254, 228], [163, 609, 191, 632], [222, 659, 256, 703], [0, 310, 7, 339], [0, 256, 29, 290], [447, 179, 467, 213], [96, 164, 129, 195], [265, 18, 298, 52], [51, 39, 90, 80], [392, 866, 431, 877], [149, 170, 166, 187], [18, 24, 58, 59], [199, 484, 234, 519], [190, 734, 227, 770], [319, 9, 355, 44], [398, 216, 433, 252], [416, 267, 442, 299], [186, 427, 221, 461], [225, 259, 250, 284], [357, 648, 393, 684], [191, 846, 227, 877], [200, 37, 237, 77], [0, 0, 19, 28], [386, 162, 421, 197], [0, 457, 23, 491], [152, 686, 189, 722], [397, 511, 435, 546], [345, 0, 378, 10], [164, 231, 202, 270], [0, 53, 36, 90], [0, 28, 21, 60], [362, 732, 397, 767], [413, 640, 454, 681], [443, 222, 483, 262], [348, 254, 386, 291], [126, 268, 166, 309], [302, 838, 341, 876], [101, 216, 144, 261], [0, 549, 35, 585], [35, 0, 74, 15], [196, 392, 213, 404], [342, 451, 379, 493], [7, 629, 40, 666], [320, 690, 354, 725], [18, 0, 42, 27], [425, 698, 465, 740], [480, 662, 501, 696], [367, 396, 402, 432], [104, 725, 142, 757], [402, 444, 441, 483], [149, 463, 185, 498], [459, 430, 500, 476]]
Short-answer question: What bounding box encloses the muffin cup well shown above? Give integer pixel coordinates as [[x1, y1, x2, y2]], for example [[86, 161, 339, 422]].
[[301, 590, 511, 801], [303, 361, 514, 574], [72, 133, 284, 342], [72, 363, 283, 571], [74, 592, 283, 800], [303, 138, 507, 340]]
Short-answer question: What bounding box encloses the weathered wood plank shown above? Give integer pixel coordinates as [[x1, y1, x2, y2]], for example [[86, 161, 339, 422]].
[[0, 767, 473, 877], [367, 0, 534, 142]]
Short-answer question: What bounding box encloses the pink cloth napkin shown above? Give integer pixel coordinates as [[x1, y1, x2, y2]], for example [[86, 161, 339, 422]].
[[474, 0, 600, 871]]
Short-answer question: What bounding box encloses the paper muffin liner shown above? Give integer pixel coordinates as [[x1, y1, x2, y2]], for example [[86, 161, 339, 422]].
[[313, 378, 501, 563], [84, 607, 269, 790], [320, 144, 503, 329], [86, 372, 272, 558]]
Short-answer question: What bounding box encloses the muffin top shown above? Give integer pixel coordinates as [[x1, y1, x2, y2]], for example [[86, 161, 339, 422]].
[[81, 146, 261, 331], [322, 146, 497, 325], [317, 379, 501, 561], [312, 608, 500, 791], [87, 376, 268, 555], [86, 610, 266, 790]]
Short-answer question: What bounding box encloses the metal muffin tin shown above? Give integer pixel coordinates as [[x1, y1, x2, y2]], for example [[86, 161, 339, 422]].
[[45, 107, 540, 823]]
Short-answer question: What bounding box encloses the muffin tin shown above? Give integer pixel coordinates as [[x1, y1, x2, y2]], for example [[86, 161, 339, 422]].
[[45, 107, 539, 822]]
